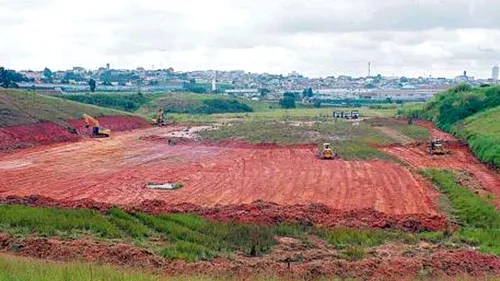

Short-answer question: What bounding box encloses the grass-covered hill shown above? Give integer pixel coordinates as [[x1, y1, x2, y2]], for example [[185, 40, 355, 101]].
[[0, 89, 127, 127], [399, 84, 500, 168], [452, 106, 500, 167]]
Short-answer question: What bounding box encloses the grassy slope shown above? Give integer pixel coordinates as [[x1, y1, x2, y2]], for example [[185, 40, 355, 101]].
[[0, 89, 127, 127], [422, 169, 500, 255], [452, 106, 500, 168], [398, 86, 500, 168]]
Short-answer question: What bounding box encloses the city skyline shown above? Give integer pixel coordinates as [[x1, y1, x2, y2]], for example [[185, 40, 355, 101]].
[[1, 0, 500, 78]]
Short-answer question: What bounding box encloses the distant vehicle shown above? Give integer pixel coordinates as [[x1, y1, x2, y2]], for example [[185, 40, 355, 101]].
[[318, 143, 337, 160], [351, 110, 360, 119], [428, 139, 448, 155]]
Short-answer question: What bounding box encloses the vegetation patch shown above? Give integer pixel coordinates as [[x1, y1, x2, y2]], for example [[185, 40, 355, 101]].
[[201, 119, 400, 161], [320, 227, 415, 249], [62, 93, 150, 112], [0, 255, 167, 281], [0, 205, 121, 238], [422, 169, 500, 255], [452, 106, 500, 168]]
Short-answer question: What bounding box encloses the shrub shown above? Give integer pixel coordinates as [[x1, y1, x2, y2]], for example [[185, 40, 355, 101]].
[[63, 93, 147, 112]]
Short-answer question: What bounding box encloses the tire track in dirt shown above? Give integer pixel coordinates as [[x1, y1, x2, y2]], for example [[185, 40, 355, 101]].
[[0, 126, 440, 216]]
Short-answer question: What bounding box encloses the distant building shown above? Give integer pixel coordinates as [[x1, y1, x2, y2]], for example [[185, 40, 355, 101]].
[[224, 89, 259, 98], [212, 71, 217, 92], [106, 63, 110, 70], [492, 65, 499, 83], [454, 70, 474, 83]]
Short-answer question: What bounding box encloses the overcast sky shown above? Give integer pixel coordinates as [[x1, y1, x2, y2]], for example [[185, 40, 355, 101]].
[[1, 0, 499, 78]]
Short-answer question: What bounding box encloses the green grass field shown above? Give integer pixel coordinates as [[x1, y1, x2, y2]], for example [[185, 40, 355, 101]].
[[0, 89, 127, 127], [200, 118, 406, 161]]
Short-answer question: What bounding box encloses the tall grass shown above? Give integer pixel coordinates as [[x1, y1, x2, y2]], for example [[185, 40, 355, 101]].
[[107, 208, 150, 238], [422, 169, 500, 255], [320, 227, 415, 249], [135, 213, 277, 261], [0, 255, 166, 281], [0, 205, 121, 238]]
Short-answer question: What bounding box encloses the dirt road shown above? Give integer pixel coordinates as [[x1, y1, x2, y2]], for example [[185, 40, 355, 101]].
[[381, 121, 500, 206], [0, 126, 439, 215]]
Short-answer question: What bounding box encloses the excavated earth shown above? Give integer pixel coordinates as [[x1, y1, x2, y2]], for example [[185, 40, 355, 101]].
[[0, 116, 148, 152], [1, 118, 500, 279], [0, 124, 445, 229], [1, 233, 499, 281]]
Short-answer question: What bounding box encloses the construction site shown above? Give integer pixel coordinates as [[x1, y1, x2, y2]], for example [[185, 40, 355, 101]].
[[1, 89, 500, 281]]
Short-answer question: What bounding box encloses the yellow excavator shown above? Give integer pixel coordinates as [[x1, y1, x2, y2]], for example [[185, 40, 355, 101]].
[[82, 114, 111, 138], [318, 143, 337, 160], [151, 108, 167, 126]]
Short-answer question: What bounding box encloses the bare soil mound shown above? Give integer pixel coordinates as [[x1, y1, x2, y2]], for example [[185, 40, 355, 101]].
[[0, 116, 148, 152]]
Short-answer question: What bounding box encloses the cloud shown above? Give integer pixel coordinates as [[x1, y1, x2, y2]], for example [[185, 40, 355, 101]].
[[0, 0, 499, 77]]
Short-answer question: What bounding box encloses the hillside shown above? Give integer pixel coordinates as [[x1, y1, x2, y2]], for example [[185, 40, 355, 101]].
[[0, 89, 147, 151], [453, 106, 500, 168], [398, 85, 500, 168], [0, 89, 129, 127]]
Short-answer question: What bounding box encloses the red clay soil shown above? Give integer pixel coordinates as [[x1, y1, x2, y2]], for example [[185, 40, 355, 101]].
[[0, 121, 81, 152], [67, 115, 149, 135], [1, 233, 499, 281], [0, 116, 148, 152], [0, 126, 440, 218]]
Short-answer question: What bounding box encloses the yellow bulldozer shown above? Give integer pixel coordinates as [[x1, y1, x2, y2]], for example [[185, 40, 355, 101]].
[[428, 139, 448, 155], [318, 143, 337, 160]]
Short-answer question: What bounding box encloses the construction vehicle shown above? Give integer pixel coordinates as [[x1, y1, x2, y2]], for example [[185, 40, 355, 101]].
[[318, 143, 337, 159], [428, 139, 448, 155], [82, 113, 110, 138], [151, 108, 167, 126]]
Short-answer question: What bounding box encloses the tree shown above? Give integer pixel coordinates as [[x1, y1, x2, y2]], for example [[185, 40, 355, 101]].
[[259, 88, 270, 97], [0, 67, 28, 88], [279, 93, 296, 109], [89, 79, 96, 92], [302, 88, 313, 98], [43, 67, 53, 83], [385, 97, 393, 104], [313, 100, 321, 108]]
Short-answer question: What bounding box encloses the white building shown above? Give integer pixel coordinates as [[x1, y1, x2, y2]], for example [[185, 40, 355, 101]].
[[492, 65, 499, 83], [224, 89, 259, 98]]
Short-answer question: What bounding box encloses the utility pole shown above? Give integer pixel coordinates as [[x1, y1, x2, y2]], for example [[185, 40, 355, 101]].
[[368, 62, 371, 78]]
